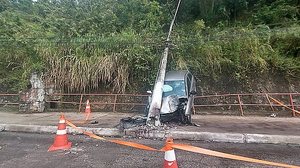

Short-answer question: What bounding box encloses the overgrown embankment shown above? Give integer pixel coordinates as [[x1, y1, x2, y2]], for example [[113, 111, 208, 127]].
[[0, 0, 299, 94]]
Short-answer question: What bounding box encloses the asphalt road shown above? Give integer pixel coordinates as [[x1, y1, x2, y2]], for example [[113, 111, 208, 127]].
[[0, 132, 300, 168]]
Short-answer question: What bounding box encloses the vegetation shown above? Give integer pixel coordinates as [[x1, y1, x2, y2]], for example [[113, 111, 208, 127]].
[[0, 0, 299, 93]]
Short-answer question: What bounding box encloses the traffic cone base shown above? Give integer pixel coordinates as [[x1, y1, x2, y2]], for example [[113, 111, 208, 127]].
[[48, 142, 72, 152]]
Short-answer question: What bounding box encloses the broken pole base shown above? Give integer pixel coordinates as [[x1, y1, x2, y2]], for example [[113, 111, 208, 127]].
[[146, 117, 162, 127]]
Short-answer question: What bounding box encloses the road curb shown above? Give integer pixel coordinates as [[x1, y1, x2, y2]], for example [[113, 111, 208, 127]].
[[1, 124, 300, 145], [4, 124, 57, 133], [0, 124, 122, 137], [245, 134, 300, 145], [168, 131, 245, 143], [124, 128, 300, 145], [124, 129, 244, 143], [79, 127, 122, 137]]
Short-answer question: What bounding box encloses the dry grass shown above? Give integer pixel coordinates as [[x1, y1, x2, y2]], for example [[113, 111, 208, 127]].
[[36, 42, 129, 93]]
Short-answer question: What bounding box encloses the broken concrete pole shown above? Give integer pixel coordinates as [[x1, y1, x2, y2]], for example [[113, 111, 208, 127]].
[[146, 0, 182, 126]]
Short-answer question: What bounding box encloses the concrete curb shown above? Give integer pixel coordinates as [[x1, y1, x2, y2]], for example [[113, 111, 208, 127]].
[[169, 131, 300, 145], [124, 128, 300, 145], [168, 131, 245, 143], [0, 124, 122, 137], [1, 124, 300, 145], [245, 134, 300, 145], [4, 124, 57, 134]]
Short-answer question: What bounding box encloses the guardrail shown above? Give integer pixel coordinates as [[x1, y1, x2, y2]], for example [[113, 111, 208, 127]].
[[193, 93, 300, 116], [45, 93, 149, 113], [0, 93, 19, 105], [0, 92, 299, 116]]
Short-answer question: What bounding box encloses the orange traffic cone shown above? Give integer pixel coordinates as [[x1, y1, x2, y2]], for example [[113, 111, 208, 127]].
[[163, 138, 178, 168], [84, 99, 91, 121], [48, 114, 72, 152]]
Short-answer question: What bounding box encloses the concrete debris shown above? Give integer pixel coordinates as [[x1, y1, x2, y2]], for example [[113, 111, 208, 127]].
[[119, 114, 200, 138], [64, 151, 73, 155], [65, 147, 84, 155], [0, 125, 4, 132], [119, 116, 147, 130], [192, 123, 201, 127], [90, 121, 99, 124]]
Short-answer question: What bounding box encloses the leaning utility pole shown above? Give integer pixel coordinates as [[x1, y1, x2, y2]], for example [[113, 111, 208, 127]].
[[146, 0, 182, 126]]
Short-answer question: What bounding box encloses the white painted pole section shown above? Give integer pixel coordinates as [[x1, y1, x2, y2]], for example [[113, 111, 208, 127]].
[[146, 0, 182, 126]]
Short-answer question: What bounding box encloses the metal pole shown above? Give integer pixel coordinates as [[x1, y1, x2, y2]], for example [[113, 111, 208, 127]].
[[237, 94, 244, 116], [113, 94, 118, 112], [289, 94, 295, 117], [78, 94, 83, 113]]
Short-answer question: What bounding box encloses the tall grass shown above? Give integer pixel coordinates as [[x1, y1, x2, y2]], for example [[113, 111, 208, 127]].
[[35, 32, 161, 93]]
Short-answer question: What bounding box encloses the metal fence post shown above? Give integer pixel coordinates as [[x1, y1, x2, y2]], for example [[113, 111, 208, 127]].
[[113, 94, 118, 112], [237, 94, 244, 116], [289, 94, 295, 117], [60, 92, 62, 109], [78, 94, 83, 113]]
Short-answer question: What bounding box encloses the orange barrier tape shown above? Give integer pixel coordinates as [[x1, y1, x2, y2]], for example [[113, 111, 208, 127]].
[[66, 118, 300, 168], [268, 96, 300, 115], [171, 144, 300, 168], [66, 120, 105, 140], [109, 139, 157, 151], [66, 119, 158, 151]]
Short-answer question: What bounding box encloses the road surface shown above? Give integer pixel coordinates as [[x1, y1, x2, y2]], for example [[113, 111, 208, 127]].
[[0, 132, 299, 168]]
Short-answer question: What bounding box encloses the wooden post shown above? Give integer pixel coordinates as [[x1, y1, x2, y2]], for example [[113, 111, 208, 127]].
[[237, 94, 244, 116], [289, 94, 296, 117]]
